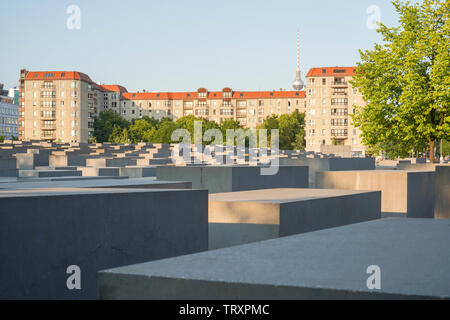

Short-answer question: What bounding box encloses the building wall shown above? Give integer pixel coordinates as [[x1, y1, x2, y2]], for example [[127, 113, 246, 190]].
[[21, 73, 97, 143], [18, 68, 367, 149], [304, 67, 366, 156], [0, 96, 19, 139]]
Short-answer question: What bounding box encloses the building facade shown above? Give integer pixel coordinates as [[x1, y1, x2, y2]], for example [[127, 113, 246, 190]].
[[304, 67, 366, 156], [8, 87, 19, 105], [17, 67, 367, 155], [18, 69, 306, 143], [0, 95, 19, 139]]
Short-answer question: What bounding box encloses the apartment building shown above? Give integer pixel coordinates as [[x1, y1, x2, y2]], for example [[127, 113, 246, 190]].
[[0, 95, 19, 139], [18, 69, 307, 143], [304, 67, 367, 156], [121, 88, 306, 127], [18, 69, 129, 143], [18, 67, 367, 153]]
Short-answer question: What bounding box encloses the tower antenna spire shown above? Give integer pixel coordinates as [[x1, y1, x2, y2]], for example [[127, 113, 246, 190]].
[[297, 29, 300, 71], [292, 29, 305, 90]]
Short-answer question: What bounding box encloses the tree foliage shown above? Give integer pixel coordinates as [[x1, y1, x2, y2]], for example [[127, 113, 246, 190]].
[[92, 110, 306, 150], [351, 0, 449, 161], [93, 110, 130, 143]]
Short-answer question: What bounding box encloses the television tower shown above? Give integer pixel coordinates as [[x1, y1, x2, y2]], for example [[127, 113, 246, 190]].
[[292, 30, 305, 91]]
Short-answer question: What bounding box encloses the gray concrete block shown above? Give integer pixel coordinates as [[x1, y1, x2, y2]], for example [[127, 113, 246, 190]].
[[316, 170, 435, 218], [98, 218, 450, 300], [279, 158, 375, 187], [15, 153, 35, 170], [0, 177, 192, 190], [18, 169, 82, 178], [0, 158, 17, 169], [119, 167, 156, 178], [156, 165, 308, 194], [435, 166, 450, 219], [49, 155, 88, 167], [208, 188, 381, 249], [0, 188, 208, 299], [86, 158, 137, 168], [81, 167, 120, 177], [0, 168, 18, 177]]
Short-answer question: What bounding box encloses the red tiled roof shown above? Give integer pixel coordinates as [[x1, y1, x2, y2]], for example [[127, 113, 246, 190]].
[[100, 85, 128, 93], [122, 90, 305, 100], [306, 67, 356, 77], [25, 71, 93, 82]]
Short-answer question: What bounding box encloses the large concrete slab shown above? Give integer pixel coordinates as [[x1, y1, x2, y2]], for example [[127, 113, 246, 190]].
[[0, 188, 208, 299], [435, 166, 450, 219], [0, 177, 192, 190], [98, 218, 450, 300], [119, 167, 156, 178], [156, 165, 308, 194], [279, 157, 375, 187], [209, 188, 381, 249], [18, 169, 82, 178], [316, 170, 435, 218]]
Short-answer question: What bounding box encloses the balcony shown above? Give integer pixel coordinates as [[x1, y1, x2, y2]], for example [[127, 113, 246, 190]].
[[41, 125, 56, 130], [332, 92, 347, 96], [41, 113, 56, 120], [40, 94, 56, 99], [41, 136, 56, 141], [331, 130, 348, 137], [332, 81, 347, 87]]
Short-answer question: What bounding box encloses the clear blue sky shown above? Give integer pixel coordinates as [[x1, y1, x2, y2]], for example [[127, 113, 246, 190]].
[[0, 0, 403, 92]]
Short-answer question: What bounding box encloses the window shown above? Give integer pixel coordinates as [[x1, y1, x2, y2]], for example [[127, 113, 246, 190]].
[[331, 118, 348, 126], [331, 129, 348, 137], [322, 78, 326, 85], [331, 98, 348, 106], [331, 108, 348, 116]]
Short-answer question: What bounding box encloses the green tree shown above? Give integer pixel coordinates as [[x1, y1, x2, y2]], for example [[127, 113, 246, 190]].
[[93, 110, 130, 142], [128, 119, 154, 143], [219, 119, 243, 145], [260, 111, 306, 150], [109, 125, 130, 143], [139, 116, 160, 128], [0, 136, 5, 143], [152, 120, 178, 144], [278, 110, 306, 150], [351, 0, 449, 162]]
